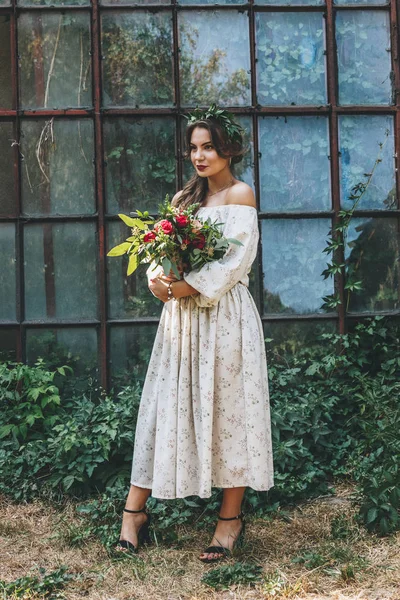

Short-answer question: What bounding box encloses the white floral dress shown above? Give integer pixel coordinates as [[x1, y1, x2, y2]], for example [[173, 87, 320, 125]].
[[130, 204, 274, 499]]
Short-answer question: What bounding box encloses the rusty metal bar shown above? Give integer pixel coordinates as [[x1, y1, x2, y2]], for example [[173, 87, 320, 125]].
[[1, 106, 397, 119], [10, 0, 23, 361], [325, 0, 345, 334], [391, 0, 400, 211], [92, 0, 108, 390], [171, 0, 182, 188]]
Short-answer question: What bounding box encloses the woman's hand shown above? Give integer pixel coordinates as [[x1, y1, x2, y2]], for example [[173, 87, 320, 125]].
[[149, 276, 170, 302]]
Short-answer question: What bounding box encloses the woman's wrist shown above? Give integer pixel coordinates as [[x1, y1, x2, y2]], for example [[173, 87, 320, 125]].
[[171, 279, 198, 299]]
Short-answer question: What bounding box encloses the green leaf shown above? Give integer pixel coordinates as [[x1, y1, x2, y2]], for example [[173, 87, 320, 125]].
[[107, 242, 131, 257], [162, 257, 171, 276], [127, 253, 139, 276]]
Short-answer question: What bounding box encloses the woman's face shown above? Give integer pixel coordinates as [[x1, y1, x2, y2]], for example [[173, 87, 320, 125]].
[[189, 126, 230, 178]]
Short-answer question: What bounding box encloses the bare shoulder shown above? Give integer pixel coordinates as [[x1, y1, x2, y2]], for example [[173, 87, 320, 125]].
[[226, 181, 256, 208]]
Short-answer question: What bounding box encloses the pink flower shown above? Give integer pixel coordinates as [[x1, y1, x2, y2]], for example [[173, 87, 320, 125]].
[[143, 231, 156, 243], [155, 219, 174, 235], [176, 214, 189, 227]]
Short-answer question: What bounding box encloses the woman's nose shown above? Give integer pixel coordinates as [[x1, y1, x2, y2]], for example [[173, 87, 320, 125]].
[[194, 148, 204, 160]]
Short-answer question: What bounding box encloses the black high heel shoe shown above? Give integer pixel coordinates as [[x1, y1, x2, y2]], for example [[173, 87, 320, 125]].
[[199, 511, 246, 563], [114, 507, 151, 555]]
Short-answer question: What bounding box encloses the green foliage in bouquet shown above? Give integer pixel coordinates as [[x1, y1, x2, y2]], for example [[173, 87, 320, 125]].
[[107, 195, 242, 279]]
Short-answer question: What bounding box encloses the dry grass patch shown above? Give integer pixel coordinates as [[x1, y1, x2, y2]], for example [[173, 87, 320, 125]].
[[1, 486, 400, 600]]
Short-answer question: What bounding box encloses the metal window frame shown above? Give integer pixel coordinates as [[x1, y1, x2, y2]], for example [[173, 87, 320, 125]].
[[0, 0, 399, 389]]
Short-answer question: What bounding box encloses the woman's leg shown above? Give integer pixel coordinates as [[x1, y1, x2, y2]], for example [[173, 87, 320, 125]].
[[199, 487, 246, 560], [117, 484, 152, 551]]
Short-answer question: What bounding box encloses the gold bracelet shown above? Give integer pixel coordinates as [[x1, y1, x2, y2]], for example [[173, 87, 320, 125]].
[[167, 281, 176, 301]]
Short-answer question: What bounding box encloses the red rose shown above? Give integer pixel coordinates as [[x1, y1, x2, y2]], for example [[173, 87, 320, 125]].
[[155, 219, 174, 235], [176, 214, 189, 227], [192, 233, 206, 249], [143, 231, 156, 243]]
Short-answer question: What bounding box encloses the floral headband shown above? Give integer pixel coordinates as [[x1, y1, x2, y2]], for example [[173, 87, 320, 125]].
[[184, 103, 245, 144]]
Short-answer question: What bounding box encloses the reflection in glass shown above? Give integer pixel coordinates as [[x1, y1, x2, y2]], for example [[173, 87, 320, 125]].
[[339, 115, 395, 210], [102, 0, 169, 4], [0, 122, 15, 216], [19, 0, 89, 5], [335, 0, 389, 9], [102, 12, 173, 108], [181, 116, 254, 188], [257, 0, 323, 5], [0, 17, 12, 108], [0, 328, 17, 361], [109, 324, 158, 389], [336, 11, 392, 105], [180, 0, 244, 3], [18, 13, 92, 109], [107, 221, 162, 319], [0, 224, 16, 321], [104, 117, 175, 214], [345, 218, 400, 313], [24, 223, 98, 320], [256, 12, 326, 106], [259, 116, 330, 212], [179, 10, 250, 107], [26, 328, 98, 383], [21, 119, 95, 215], [264, 320, 337, 361], [262, 219, 333, 314]]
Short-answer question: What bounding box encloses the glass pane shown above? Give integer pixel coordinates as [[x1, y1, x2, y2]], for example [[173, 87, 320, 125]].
[[26, 328, 98, 385], [107, 221, 162, 319], [104, 117, 175, 214], [262, 219, 333, 315], [182, 115, 254, 188], [0, 122, 16, 216], [0, 328, 17, 361], [336, 11, 392, 106], [19, 13, 92, 109], [345, 217, 400, 313], [109, 324, 158, 389], [256, 12, 326, 106], [339, 115, 395, 211], [180, 0, 244, 4], [102, 0, 170, 4], [0, 224, 16, 321], [179, 10, 251, 107], [335, 0, 388, 7], [259, 116, 330, 212], [264, 320, 337, 361], [257, 0, 323, 5], [20, 0, 89, 5], [24, 222, 98, 320], [102, 12, 173, 108], [0, 17, 12, 107], [21, 119, 95, 216]]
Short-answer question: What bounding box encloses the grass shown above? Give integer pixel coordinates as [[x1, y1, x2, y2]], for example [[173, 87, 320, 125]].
[[1, 484, 400, 600]]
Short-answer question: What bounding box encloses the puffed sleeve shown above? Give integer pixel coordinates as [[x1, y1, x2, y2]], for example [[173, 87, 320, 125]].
[[184, 206, 259, 308], [146, 261, 163, 284]]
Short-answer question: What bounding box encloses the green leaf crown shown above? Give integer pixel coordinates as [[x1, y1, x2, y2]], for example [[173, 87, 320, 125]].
[[184, 103, 244, 145]]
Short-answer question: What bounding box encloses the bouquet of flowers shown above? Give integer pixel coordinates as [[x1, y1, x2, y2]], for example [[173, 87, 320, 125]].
[[107, 196, 242, 279]]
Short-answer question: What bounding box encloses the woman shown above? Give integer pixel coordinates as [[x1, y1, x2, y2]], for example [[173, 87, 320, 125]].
[[116, 106, 274, 562]]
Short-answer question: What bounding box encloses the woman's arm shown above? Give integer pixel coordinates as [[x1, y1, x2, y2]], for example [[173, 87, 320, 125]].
[[149, 275, 198, 303]]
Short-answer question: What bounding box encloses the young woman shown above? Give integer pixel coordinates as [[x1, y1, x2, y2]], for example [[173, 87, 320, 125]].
[[115, 106, 274, 562]]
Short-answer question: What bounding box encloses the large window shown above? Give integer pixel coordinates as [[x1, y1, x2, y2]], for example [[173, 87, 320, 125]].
[[0, 0, 399, 389]]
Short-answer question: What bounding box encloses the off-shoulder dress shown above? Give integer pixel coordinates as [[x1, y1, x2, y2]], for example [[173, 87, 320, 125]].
[[130, 204, 274, 499]]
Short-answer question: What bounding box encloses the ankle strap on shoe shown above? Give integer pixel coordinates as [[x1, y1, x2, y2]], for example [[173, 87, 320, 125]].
[[123, 507, 148, 514], [218, 511, 244, 521]]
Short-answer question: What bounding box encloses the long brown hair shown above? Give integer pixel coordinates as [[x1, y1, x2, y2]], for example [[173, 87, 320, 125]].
[[173, 118, 247, 211]]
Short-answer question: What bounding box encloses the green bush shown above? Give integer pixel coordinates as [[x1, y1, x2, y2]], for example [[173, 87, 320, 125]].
[[1, 316, 399, 537], [0, 361, 140, 500]]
